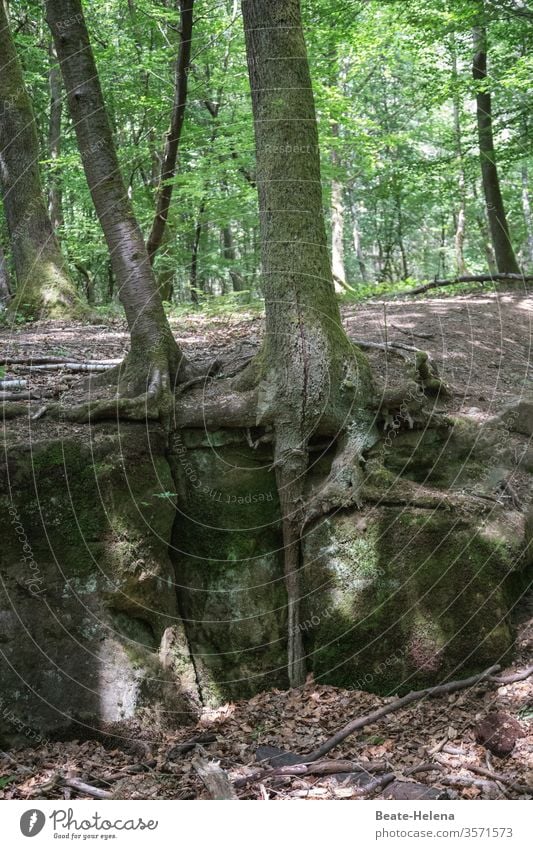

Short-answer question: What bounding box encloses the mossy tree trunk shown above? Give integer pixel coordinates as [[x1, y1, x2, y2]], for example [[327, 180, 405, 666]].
[[0, 1, 83, 319], [242, 0, 372, 686], [472, 11, 520, 275], [45, 0, 191, 401]]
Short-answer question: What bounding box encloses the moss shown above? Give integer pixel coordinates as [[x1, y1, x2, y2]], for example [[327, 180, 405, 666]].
[[302, 506, 524, 694]]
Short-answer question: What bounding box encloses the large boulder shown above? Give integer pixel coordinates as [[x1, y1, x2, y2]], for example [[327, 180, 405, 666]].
[[0, 424, 197, 747], [169, 429, 288, 703]]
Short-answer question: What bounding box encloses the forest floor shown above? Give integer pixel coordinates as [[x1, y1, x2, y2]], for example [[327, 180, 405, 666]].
[[1, 288, 532, 800]]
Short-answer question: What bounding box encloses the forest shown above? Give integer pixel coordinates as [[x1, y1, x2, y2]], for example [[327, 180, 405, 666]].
[[0, 0, 532, 807]]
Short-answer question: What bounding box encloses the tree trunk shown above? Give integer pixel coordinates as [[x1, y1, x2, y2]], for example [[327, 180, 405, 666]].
[[0, 1, 83, 319], [472, 17, 520, 274], [331, 125, 348, 292], [45, 0, 191, 396], [242, 0, 372, 687], [222, 225, 245, 291], [473, 180, 497, 273], [189, 199, 206, 303], [0, 241, 11, 306], [450, 37, 468, 276], [521, 164, 533, 267], [146, 0, 194, 264], [48, 41, 63, 232], [351, 202, 367, 283]]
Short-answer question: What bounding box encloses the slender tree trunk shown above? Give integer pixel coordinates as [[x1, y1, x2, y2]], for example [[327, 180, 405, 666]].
[[450, 37, 468, 275], [45, 0, 190, 391], [0, 241, 11, 306], [521, 164, 533, 267], [147, 0, 194, 264], [242, 0, 371, 687], [472, 16, 520, 274], [189, 199, 206, 303], [48, 41, 63, 232], [473, 179, 497, 273], [222, 224, 245, 291], [0, 1, 82, 318], [331, 125, 348, 292], [395, 192, 409, 279], [351, 202, 367, 283]]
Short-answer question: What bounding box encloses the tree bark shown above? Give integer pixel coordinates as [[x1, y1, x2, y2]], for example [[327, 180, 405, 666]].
[[45, 0, 191, 396], [242, 0, 372, 687], [0, 1, 82, 318], [146, 0, 194, 264], [472, 15, 520, 274]]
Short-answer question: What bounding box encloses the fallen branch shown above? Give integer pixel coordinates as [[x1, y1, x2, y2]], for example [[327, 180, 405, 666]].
[[466, 764, 531, 794], [23, 362, 115, 373], [64, 777, 111, 799], [0, 357, 120, 366], [168, 732, 217, 758], [390, 273, 533, 299], [234, 759, 386, 789], [351, 338, 420, 358], [0, 379, 27, 390], [292, 665, 500, 764], [0, 392, 39, 401], [490, 665, 533, 685], [390, 323, 435, 340]]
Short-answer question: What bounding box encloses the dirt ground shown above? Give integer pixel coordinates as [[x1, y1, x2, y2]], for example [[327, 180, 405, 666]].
[[1, 289, 532, 800]]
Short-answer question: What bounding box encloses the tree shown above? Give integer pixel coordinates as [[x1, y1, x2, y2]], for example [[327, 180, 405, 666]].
[[241, 0, 372, 685], [45, 0, 193, 414], [0, 0, 83, 318], [472, 5, 520, 274], [146, 0, 194, 265]]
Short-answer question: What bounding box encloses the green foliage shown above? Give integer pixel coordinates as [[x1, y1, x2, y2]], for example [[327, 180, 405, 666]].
[[3, 0, 531, 311]]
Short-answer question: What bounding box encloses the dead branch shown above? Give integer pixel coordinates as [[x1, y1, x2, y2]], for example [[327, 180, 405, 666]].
[[64, 777, 112, 799], [490, 665, 533, 685], [466, 764, 531, 794], [192, 754, 238, 800], [350, 338, 419, 359], [391, 273, 533, 298], [0, 379, 27, 389], [234, 759, 386, 789], [295, 665, 500, 763], [0, 392, 38, 401], [23, 362, 115, 373], [0, 357, 120, 366], [168, 732, 217, 758], [390, 323, 435, 340]]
